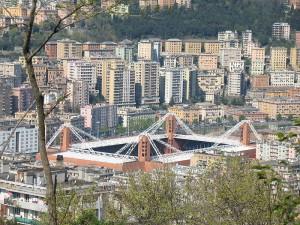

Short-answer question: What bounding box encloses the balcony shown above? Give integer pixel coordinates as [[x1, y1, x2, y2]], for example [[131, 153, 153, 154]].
[[15, 217, 39, 225], [15, 199, 47, 213]]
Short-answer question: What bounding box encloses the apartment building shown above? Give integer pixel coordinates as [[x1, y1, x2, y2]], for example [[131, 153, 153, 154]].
[[0, 164, 110, 223], [57, 39, 82, 60], [138, 40, 155, 61], [257, 140, 296, 161], [0, 123, 38, 154], [184, 39, 202, 54], [0, 6, 28, 17], [251, 47, 265, 75], [67, 60, 97, 94], [133, 61, 160, 105], [242, 30, 253, 58], [290, 48, 300, 71], [197, 69, 224, 103], [164, 39, 182, 54], [169, 103, 224, 124], [218, 30, 238, 42], [296, 31, 300, 48], [227, 61, 245, 96], [250, 75, 270, 88], [117, 107, 156, 128], [270, 47, 287, 71], [258, 98, 300, 118], [162, 67, 184, 104], [11, 84, 33, 114], [0, 77, 13, 117], [272, 22, 290, 40], [0, 62, 23, 86], [107, 61, 135, 105], [157, 0, 175, 8], [203, 40, 220, 54], [182, 67, 198, 101], [219, 48, 242, 69], [115, 44, 133, 63], [139, 0, 158, 9], [290, 0, 300, 9], [175, 0, 191, 8], [80, 104, 117, 136], [66, 80, 89, 109], [198, 54, 218, 70], [270, 70, 295, 87], [45, 41, 57, 59]]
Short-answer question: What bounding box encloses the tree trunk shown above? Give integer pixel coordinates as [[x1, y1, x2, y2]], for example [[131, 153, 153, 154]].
[[25, 60, 58, 225]]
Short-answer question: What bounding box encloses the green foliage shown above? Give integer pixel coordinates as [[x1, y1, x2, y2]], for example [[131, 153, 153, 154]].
[[41, 186, 98, 225], [0, 218, 18, 225], [239, 114, 246, 121], [106, 157, 299, 225]]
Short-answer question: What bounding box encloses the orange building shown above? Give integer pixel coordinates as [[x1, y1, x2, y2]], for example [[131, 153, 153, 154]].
[[251, 75, 269, 88]]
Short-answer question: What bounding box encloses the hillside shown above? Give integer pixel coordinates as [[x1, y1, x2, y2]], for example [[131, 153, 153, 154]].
[[0, 0, 295, 50]]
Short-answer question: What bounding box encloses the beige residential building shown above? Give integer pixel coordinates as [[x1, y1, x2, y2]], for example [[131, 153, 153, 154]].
[[270, 47, 287, 71], [89, 56, 121, 99], [57, 39, 82, 60], [138, 40, 153, 60], [108, 62, 135, 105], [0, 6, 27, 17], [198, 54, 218, 70], [197, 70, 224, 102], [290, 48, 300, 71], [251, 47, 265, 61], [169, 103, 224, 124], [164, 39, 182, 54], [203, 41, 220, 54], [251, 48, 265, 75], [219, 48, 242, 68], [184, 40, 202, 54], [133, 61, 160, 104], [157, 0, 175, 8], [258, 98, 300, 118]]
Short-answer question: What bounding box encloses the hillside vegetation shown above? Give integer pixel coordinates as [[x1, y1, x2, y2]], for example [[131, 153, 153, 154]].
[[0, 0, 294, 50]]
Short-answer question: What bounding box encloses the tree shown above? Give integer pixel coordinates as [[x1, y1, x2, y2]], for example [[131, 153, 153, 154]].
[[106, 158, 294, 225], [276, 114, 283, 121], [41, 186, 100, 225], [0, 1, 119, 225], [239, 114, 246, 121], [106, 169, 187, 225]]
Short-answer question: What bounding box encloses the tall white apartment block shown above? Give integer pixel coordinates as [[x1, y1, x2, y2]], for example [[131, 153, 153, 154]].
[[257, 140, 296, 161], [67, 60, 97, 94], [0, 125, 38, 154], [162, 68, 184, 104], [272, 23, 290, 40], [270, 70, 295, 87], [242, 30, 253, 58], [218, 30, 238, 42], [227, 61, 244, 96]]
